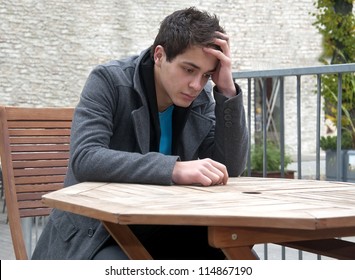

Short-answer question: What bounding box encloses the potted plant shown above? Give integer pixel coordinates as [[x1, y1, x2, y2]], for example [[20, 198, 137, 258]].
[[318, 59, 355, 182], [249, 142, 294, 179], [320, 130, 355, 182], [313, 0, 355, 182]]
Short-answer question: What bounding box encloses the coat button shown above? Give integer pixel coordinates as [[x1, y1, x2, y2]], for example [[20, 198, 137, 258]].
[[225, 121, 232, 128], [224, 108, 232, 114], [87, 228, 95, 237], [224, 114, 232, 121]]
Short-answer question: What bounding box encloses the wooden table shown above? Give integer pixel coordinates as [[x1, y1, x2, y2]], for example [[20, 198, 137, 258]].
[[42, 177, 355, 260]]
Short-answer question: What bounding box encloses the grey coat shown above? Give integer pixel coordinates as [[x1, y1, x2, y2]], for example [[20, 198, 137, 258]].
[[32, 49, 248, 259]]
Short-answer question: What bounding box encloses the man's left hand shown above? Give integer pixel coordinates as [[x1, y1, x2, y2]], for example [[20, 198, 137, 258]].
[[203, 31, 236, 98]]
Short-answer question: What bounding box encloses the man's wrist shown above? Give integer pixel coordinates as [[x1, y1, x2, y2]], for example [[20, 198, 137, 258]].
[[215, 83, 238, 98]]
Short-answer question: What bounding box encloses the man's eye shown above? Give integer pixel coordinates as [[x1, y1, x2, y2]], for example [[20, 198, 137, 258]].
[[184, 68, 194, 74], [203, 73, 212, 79]]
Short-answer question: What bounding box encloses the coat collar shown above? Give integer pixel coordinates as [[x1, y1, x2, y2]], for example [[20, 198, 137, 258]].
[[131, 48, 214, 157]]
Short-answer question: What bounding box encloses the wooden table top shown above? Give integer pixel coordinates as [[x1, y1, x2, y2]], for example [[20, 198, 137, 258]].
[[42, 177, 355, 231]]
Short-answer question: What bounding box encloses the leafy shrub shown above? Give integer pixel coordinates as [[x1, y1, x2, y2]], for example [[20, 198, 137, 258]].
[[251, 142, 292, 172]]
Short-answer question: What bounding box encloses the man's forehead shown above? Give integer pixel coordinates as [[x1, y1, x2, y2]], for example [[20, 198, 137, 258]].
[[181, 60, 217, 73], [177, 47, 218, 72]]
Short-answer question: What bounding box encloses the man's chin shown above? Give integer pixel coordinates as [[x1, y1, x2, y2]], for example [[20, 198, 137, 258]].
[[174, 101, 193, 108]]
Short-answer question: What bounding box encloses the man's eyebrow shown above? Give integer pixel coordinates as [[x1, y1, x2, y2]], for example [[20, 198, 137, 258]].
[[182, 61, 217, 73]]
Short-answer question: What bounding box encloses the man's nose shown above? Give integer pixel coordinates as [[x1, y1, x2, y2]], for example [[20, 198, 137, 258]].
[[188, 76, 204, 91]]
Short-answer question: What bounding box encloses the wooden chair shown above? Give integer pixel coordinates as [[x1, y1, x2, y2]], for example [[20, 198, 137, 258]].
[[1, 165, 5, 213], [0, 106, 74, 259]]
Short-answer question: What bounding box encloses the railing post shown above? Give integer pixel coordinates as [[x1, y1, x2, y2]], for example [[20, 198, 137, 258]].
[[279, 77, 285, 177], [247, 78, 252, 176], [296, 75, 302, 179], [336, 73, 343, 181], [262, 78, 267, 177], [316, 74, 322, 180]]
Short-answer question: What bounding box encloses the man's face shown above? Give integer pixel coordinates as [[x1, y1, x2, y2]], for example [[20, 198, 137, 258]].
[[154, 45, 219, 112]]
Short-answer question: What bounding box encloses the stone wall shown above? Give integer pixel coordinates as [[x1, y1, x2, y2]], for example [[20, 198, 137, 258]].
[[1, 0, 323, 106], [0, 0, 325, 154]]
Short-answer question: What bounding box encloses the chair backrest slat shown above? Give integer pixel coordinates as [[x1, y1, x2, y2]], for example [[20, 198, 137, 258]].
[[0, 106, 73, 259]]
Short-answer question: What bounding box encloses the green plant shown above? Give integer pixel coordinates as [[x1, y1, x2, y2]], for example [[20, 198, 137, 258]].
[[320, 129, 353, 150], [312, 0, 355, 149], [320, 72, 355, 149], [251, 142, 292, 172], [312, 0, 354, 65]]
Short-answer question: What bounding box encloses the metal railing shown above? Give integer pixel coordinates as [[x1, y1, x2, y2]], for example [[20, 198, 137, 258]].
[[232, 63, 355, 259]]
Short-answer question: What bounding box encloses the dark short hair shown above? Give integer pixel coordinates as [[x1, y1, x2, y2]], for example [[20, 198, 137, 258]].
[[151, 7, 225, 61]]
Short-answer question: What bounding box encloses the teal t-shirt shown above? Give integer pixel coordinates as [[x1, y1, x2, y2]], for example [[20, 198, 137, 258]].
[[159, 105, 173, 155]]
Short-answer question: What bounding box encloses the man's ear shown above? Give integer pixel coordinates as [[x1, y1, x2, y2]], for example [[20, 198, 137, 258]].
[[154, 45, 165, 66]]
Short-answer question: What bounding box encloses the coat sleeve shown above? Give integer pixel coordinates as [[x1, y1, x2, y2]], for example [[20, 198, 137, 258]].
[[66, 64, 179, 186], [199, 83, 249, 177]]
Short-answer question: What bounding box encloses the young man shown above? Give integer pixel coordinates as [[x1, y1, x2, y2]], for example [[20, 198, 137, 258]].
[[32, 7, 248, 260]]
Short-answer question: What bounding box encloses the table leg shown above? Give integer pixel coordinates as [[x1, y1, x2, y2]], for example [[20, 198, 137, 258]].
[[222, 246, 259, 260], [102, 221, 153, 260], [209, 226, 355, 260], [208, 227, 259, 259]]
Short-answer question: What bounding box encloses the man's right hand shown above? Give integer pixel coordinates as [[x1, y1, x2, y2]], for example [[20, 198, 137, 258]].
[[172, 158, 229, 186]]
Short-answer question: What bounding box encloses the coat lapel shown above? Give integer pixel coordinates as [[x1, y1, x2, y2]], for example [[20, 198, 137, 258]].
[[177, 110, 214, 160], [131, 106, 150, 154], [132, 102, 213, 159]]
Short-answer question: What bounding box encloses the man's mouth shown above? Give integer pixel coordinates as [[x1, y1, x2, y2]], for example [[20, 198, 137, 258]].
[[181, 92, 196, 101]]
